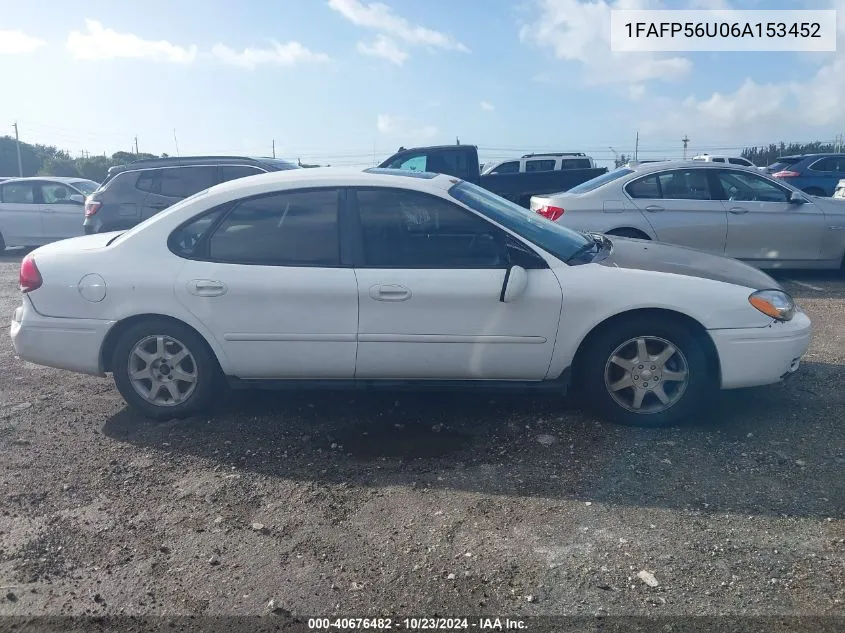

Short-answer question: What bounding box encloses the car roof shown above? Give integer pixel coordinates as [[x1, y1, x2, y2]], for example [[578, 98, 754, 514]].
[[629, 160, 760, 174], [107, 155, 296, 174], [0, 176, 97, 185]]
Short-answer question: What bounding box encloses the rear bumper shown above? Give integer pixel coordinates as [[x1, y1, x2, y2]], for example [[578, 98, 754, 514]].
[[10, 298, 115, 376], [710, 311, 812, 390]]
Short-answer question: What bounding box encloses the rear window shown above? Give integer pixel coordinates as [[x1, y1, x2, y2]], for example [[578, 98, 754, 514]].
[[71, 180, 99, 195], [766, 158, 801, 172], [565, 168, 632, 194], [488, 161, 519, 175], [561, 158, 592, 169], [258, 158, 300, 171]]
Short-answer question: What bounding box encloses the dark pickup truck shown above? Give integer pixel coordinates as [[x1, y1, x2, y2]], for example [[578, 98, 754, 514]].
[[379, 144, 608, 207]]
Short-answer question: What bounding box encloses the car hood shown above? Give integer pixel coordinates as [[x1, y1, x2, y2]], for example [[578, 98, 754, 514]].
[[598, 236, 782, 291]]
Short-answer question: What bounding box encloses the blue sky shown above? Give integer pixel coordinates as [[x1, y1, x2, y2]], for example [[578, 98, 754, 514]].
[[1, 0, 843, 168]]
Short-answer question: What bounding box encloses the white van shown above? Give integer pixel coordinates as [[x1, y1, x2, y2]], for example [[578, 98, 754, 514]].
[[692, 154, 756, 168]]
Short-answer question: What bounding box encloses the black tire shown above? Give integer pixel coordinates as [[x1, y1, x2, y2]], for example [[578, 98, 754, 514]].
[[111, 318, 217, 421], [803, 187, 825, 197], [580, 316, 713, 427], [606, 228, 649, 240]]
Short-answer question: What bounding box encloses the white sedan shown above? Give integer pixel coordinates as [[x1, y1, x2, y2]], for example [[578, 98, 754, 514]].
[[11, 168, 812, 427], [0, 177, 100, 250]]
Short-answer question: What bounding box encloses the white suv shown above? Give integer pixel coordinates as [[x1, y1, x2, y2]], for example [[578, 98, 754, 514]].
[[693, 154, 755, 168], [482, 153, 595, 175]]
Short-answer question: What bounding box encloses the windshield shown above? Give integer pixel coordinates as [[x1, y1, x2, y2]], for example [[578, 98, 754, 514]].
[[766, 158, 801, 172], [564, 168, 633, 195], [449, 181, 591, 262], [71, 180, 99, 195]]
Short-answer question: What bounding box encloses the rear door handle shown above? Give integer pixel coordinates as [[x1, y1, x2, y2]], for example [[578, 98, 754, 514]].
[[644, 205, 664, 212], [728, 207, 749, 214], [187, 279, 227, 297], [369, 284, 412, 302]]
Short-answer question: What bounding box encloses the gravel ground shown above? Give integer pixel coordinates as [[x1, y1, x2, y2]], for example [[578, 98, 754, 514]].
[[0, 248, 843, 623]]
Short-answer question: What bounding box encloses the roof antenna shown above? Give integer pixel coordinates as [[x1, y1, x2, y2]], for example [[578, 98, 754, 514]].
[[456, 136, 460, 145]]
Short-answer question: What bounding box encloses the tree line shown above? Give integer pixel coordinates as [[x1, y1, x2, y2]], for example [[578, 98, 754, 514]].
[[610, 141, 840, 169], [0, 135, 165, 183]]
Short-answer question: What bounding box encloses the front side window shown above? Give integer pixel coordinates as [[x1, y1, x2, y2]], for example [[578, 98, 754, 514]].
[[355, 188, 506, 268], [159, 167, 216, 198], [717, 171, 789, 203], [208, 189, 340, 266], [490, 161, 519, 174], [40, 183, 76, 204], [525, 159, 555, 172], [220, 165, 265, 182], [656, 170, 711, 200], [0, 183, 36, 204]]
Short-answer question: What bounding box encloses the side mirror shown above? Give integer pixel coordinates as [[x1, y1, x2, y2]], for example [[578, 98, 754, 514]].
[[69, 194, 85, 204], [789, 191, 807, 204], [500, 265, 528, 303]]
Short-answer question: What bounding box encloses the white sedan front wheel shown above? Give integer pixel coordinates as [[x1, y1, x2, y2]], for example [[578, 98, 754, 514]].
[[582, 317, 712, 427]]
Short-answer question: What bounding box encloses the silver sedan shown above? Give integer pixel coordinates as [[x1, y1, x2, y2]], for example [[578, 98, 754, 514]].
[[530, 161, 845, 270]]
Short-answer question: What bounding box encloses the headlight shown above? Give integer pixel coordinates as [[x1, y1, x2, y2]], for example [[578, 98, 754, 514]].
[[749, 289, 795, 321]]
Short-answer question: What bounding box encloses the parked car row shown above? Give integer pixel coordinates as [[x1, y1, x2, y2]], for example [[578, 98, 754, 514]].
[[764, 153, 845, 197], [530, 161, 845, 271], [11, 167, 811, 428]]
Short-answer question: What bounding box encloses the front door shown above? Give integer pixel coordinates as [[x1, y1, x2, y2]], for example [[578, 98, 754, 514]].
[[0, 181, 42, 246], [351, 187, 563, 380], [626, 168, 728, 255], [38, 181, 85, 241], [172, 188, 358, 378], [715, 169, 826, 263]]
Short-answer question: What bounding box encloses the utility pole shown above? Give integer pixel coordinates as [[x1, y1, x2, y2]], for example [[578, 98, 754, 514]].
[[13, 121, 23, 176], [634, 131, 639, 163], [456, 136, 460, 146], [134, 136, 139, 155], [173, 129, 180, 156], [272, 139, 276, 158], [682, 135, 690, 159]]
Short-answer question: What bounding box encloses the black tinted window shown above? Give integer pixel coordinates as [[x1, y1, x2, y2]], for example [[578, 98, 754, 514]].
[[491, 161, 519, 174], [810, 157, 845, 172], [728, 158, 751, 166], [525, 159, 555, 172], [561, 158, 591, 169], [431, 150, 473, 179], [135, 170, 158, 192], [168, 207, 227, 258], [356, 188, 506, 268], [717, 171, 789, 203], [220, 165, 265, 182], [208, 189, 339, 266], [626, 175, 660, 198], [159, 167, 216, 198]]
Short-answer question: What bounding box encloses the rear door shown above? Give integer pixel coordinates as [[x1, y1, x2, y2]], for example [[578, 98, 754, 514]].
[[140, 166, 216, 221], [715, 169, 826, 263], [0, 181, 42, 246], [38, 181, 85, 240], [172, 187, 358, 378], [625, 168, 728, 254]]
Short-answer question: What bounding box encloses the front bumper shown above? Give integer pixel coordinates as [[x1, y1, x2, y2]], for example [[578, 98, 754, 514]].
[[710, 310, 812, 390], [11, 298, 115, 376]]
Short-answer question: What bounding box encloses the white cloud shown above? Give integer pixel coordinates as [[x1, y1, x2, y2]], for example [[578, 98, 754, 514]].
[[328, 0, 469, 65], [0, 30, 46, 55], [67, 19, 197, 63], [628, 84, 646, 101], [520, 0, 691, 84], [357, 35, 408, 66], [376, 114, 437, 141], [480, 101, 495, 111], [212, 41, 330, 69]]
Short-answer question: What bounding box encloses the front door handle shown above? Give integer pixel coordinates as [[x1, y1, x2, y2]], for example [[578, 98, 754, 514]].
[[728, 207, 749, 214], [369, 284, 412, 302], [644, 205, 664, 212], [187, 279, 227, 297]]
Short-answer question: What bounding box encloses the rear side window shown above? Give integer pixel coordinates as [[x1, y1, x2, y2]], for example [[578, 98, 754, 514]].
[[626, 175, 661, 198], [135, 170, 159, 192], [1, 183, 36, 203], [159, 167, 216, 198], [168, 207, 228, 258], [490, 161, 519, 174], [712, 158, 725, 163], [207, 189, 340, 266], [220, 165, 266, 182], [525, 159, 555, 172], [809, 156, 845, 172], [728, 158, 751, 166], [561, 158, 592, 169]]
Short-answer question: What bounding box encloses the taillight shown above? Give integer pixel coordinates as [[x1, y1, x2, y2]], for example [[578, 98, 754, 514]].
[[85, 200, 102, 217], [772, 170, 800, 178], [536, 205, 565, 221], [20, 254, 42, 293]]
